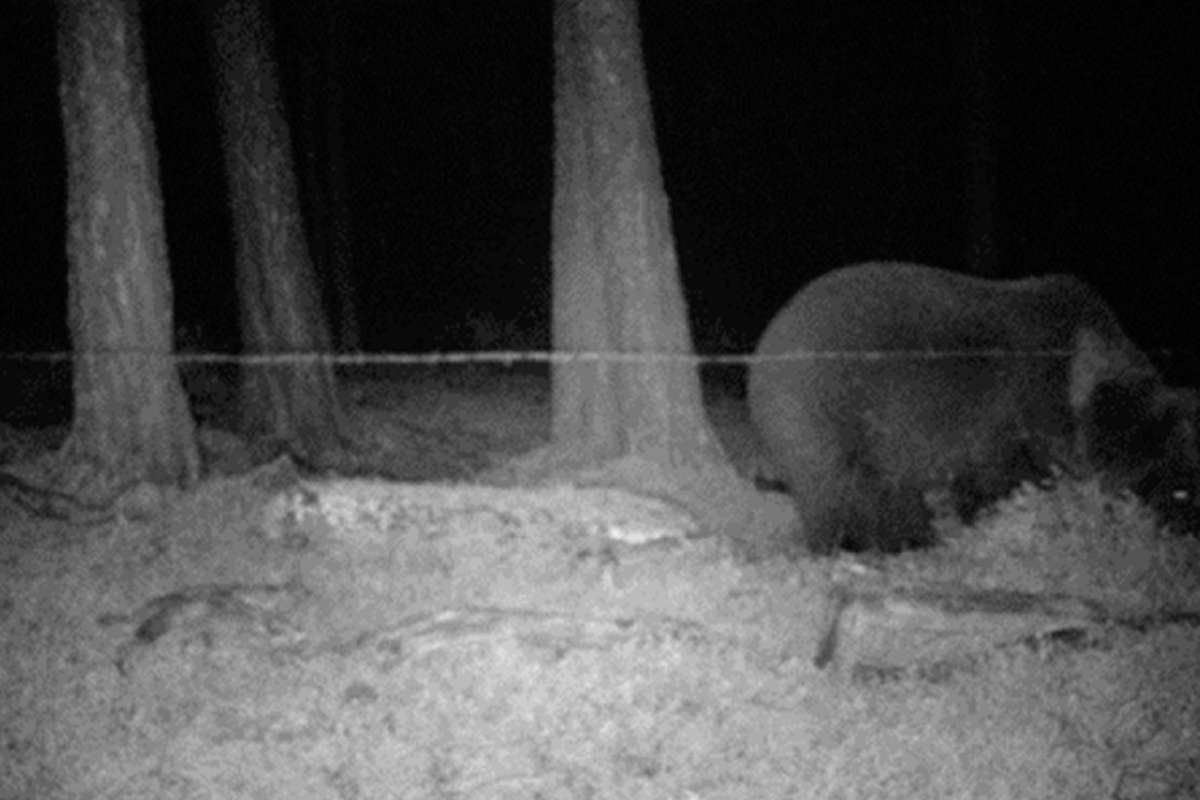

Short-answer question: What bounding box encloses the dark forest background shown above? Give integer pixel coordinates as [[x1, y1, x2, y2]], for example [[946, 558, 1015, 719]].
[[1, 1, 1195, 375]]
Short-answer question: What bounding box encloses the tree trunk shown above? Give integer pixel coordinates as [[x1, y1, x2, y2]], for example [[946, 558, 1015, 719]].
[[549, 0, 727, 471], [210, 0, 348, 463], [962, 0, 1000, 275], [55, 0, 199, 490]]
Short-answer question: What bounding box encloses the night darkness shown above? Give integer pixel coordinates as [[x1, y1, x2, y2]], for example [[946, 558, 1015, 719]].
[[0, 2, 1196, 376]]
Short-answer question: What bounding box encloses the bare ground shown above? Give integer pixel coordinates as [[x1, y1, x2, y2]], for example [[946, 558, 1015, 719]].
[[2, 365, 1199, 800]]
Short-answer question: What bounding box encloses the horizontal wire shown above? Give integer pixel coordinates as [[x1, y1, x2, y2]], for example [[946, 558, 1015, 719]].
[[0, 347, 1084, 366]]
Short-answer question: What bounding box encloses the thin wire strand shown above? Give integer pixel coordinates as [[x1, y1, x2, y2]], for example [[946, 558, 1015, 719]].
[[0, 347, 1088, 367]]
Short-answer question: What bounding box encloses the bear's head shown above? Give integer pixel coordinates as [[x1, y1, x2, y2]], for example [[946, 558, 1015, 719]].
[[1081, 378, 1200, 534], [1071, 327, 1200, 533]]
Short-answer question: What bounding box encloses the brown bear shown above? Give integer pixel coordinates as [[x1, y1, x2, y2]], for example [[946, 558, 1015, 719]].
[[747, 262, 1200, 553]]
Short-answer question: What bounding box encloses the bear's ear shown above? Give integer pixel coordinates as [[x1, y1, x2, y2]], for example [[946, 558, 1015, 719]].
[[1069, 328, 1113, 412]]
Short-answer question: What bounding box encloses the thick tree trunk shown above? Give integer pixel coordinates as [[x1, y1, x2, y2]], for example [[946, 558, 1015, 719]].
[[56, 0, 199, 489], [550, 0, 726, 470], [210, 0, 347, 462]]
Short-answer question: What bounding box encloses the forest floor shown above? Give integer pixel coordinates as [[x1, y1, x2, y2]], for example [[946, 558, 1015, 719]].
[[2, 364, 1200, 800]]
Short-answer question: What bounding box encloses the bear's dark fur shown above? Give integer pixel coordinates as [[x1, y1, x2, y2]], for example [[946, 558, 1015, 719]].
[[748, 262, 1200, 553]]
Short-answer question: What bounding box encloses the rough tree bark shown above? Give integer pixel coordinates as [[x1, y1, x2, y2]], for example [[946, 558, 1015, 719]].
[[546, 0, 733, 485], [55, 0, 199, 491], [210, 0, 348, 463]]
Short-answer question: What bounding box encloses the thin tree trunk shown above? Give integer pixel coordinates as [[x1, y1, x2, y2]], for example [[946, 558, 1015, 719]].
[[550, 0, 726, 469], [56, 0, 199, 490], [210, 0, 347, 463], [963, 0, 1000, 275]]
